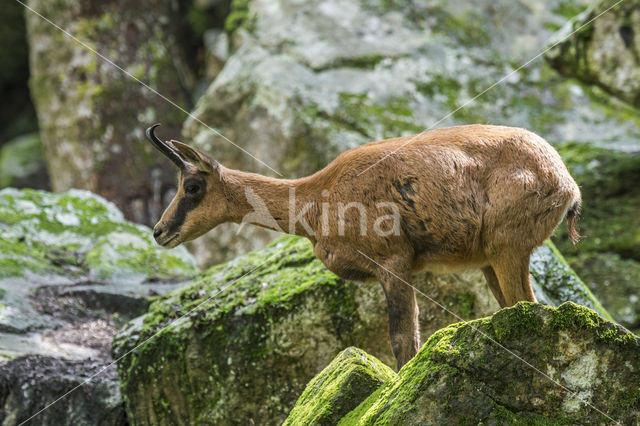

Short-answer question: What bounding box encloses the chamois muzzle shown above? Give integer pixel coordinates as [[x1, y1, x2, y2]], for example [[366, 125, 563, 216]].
[[145, 123, 186, 169], [153, 224, 178, 247]]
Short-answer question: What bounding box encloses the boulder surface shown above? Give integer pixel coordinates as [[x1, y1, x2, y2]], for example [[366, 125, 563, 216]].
[[0, 188, 198, 425], [287, 302, 640, 425], [114, 235, 610, 425]]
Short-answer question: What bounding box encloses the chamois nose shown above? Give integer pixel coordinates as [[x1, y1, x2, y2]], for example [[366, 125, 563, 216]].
[[153, 227, 164, 239]]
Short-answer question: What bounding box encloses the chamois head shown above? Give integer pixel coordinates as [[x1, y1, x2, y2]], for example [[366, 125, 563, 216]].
[[146, 124, 227, 248]]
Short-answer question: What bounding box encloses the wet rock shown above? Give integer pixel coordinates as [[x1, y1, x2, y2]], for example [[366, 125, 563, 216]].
[[0, 188, 198, 425], [0, 355, 126, 426]]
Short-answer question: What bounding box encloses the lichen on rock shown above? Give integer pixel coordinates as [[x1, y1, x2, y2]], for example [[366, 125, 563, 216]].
[[546, 0, 640, 109], [0, 188, 199, 425], [0, 188, 197, 282], [290, 302, 639, 425]]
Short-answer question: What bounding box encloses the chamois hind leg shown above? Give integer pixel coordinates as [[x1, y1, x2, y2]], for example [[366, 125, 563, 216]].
[[487, 251, 536, 307], [376, 268, 419, 370], [481, 265, 507, 308]]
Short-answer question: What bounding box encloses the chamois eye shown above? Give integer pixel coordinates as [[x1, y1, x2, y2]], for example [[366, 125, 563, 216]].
[[185, 183, 200, 194]]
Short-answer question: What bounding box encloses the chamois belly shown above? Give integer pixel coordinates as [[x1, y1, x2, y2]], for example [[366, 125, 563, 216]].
[[412, 253, 489, 275], [401, 212, 485, 275]]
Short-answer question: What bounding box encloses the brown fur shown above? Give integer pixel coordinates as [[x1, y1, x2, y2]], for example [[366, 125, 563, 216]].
[[152, 124, 581, 369]]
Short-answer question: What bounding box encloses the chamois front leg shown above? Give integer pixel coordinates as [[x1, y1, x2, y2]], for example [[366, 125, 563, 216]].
[[377, 267, 420, 370]]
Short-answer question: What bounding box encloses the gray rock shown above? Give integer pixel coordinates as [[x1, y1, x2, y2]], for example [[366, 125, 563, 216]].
[[182, 0, 640, 265], [0, 355, 126, 426], [0, 188, 198, 425], [546, 0, 640, 108]]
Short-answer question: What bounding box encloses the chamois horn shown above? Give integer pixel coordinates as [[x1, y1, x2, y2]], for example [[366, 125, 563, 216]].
[[146, 123, 185, 169]]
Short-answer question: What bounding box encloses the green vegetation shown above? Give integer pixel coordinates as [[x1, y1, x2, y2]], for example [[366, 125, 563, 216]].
[[284, 347, 395, 425], [334, 93, 423, 139], [0, 133, 43, 188], [225, 0, 253, 34]]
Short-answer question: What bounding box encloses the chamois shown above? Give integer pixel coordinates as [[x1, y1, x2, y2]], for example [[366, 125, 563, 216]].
[[146, 123, 581, 369]]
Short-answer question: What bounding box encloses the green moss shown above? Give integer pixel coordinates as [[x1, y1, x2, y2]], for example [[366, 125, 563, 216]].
[[334, 93, 422, 139], [76, 13, 115, 39], [451, 292, 475, 319], [549, 302, 636, 344], [116, 235, 389, 424], [140, 236, 339, 334], [345, 321, 467, 424], [225, 0, 253, 34], [552, 0, 588, 19], [415, 75, 464, 119], [284, 347, 396, 425], [187, 6, 219, 37], [491, 404, 573, 425], [331, 303, 638, 423], [316, 55, 391, 71], [430, 8, 491, 46], [0, 188, 197, 280], [549, 301, 601, 330], [492, 302, 548, 341]]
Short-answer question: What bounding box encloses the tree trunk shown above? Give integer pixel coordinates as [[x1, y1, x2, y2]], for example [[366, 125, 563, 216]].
[[25, 0, 195, 225]]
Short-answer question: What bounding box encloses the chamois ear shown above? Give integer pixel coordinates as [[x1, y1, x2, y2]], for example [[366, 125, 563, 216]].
[[169, 140, 219, 173]]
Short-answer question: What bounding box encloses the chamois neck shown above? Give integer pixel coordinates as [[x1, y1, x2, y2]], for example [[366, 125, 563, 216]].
[[221, 167, 320, 238]]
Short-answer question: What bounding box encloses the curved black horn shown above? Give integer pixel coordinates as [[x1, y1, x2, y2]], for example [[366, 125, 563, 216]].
[[146, 124, 185, 169]]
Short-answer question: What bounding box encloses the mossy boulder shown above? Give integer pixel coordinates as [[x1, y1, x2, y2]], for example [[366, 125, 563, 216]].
[[0, 188, 198, 425], [0, 188, 196, 282], [288, 302, 639, 424], [114, 235, 610, 425], [283, 347, 395, 425], [181, 0, 640, 265], [546, 0, 640, 108]]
